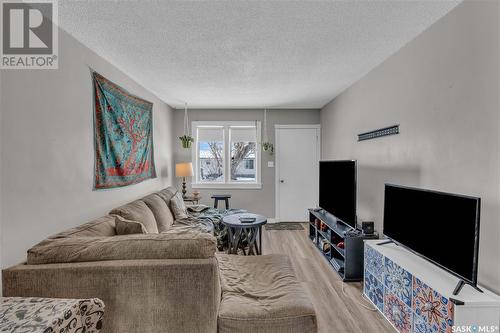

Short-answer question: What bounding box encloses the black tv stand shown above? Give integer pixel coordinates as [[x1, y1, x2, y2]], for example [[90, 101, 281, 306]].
[[453, 279, 484, 296], [308, 209, 378, 281]]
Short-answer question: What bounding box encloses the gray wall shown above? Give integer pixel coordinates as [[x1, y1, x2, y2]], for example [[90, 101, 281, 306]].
[[0, 28, 175, 269], [173, 109, 320, 217], [320, 1, 499, 293], [0, 69, 3, 273]]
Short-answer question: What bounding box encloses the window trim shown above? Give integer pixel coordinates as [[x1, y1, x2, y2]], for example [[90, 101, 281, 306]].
[[191, 120, 262, 189]]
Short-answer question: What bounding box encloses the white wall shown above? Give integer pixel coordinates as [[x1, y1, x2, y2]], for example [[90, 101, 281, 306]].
[[0, 69, 3, 277], [320, 1, 500, 293], [173, 109, 320, 217], [0, 28, 175, 269]]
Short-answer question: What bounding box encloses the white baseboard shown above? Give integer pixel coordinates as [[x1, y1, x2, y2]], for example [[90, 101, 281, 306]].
[[267, 217, 308, 223], [267, 218, 308, 223]]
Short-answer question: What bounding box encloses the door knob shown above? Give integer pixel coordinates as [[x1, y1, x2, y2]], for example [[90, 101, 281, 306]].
[[280, 180, 284, 183]]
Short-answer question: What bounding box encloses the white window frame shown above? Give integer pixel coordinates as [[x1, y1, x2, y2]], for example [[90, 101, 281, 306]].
[[192, 121, 262, 189]]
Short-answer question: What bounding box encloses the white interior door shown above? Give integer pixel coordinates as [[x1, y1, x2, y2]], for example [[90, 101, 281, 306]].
[[276, 125, 320, 222]]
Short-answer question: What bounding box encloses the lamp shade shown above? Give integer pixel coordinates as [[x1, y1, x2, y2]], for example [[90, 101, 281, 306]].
[[176, 162, 194, 177]]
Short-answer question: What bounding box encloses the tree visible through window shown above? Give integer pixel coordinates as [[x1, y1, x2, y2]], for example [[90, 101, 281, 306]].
[[231, 142, 256, 181], [193, 122, 260, 186], [199, 141, 223, 181]]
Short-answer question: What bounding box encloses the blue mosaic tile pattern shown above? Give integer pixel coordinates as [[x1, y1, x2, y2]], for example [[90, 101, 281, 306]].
[[384, 291, 412, 333], [384, 257, 413, 308], [413, 276, 454, 333], [413, 312, 437, 333], [364, 270, 384, 312], [364, 244, 384, 281]]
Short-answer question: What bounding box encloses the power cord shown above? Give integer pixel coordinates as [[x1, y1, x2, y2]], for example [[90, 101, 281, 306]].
[[340, 281, 378, 312]]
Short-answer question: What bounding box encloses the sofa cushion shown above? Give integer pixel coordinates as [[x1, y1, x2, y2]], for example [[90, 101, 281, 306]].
[[217, 254, 317, 333], [48, 215, 117, 239], [27, 231, 217, 265], [115, 216, 147, 235], [110, 200, 158, 233], [156, 187, 177, 205], [170, 191, 188, 220], [141, 193, 174, 232]]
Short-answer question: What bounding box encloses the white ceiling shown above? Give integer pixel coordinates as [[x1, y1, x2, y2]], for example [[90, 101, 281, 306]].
[[59, 1, 460, 109]]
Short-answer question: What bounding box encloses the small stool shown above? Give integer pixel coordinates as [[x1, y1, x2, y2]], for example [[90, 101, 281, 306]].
[[211, 194, 231, 209]]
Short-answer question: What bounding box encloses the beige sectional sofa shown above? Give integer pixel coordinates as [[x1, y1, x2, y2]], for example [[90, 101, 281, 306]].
[[217, 254, 317, 333], [2, 186, 317, 333]]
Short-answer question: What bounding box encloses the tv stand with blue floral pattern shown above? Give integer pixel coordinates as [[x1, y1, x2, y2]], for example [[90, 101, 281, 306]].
[[363, 240, 500, 333]]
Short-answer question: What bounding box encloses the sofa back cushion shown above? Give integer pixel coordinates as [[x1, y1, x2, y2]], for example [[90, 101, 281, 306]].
[[27, 231, 217, 265], [156, 187, 177, 205], [170, 191, 189, 220], [48, 215, 117, 239], [110, 200, 158, 233], [115, 216, 147, 235], [141, 194, 174, 232]]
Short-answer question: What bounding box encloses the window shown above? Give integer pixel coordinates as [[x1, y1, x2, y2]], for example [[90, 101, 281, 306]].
[[244, 159, 254, 170], [197, 127, 224, 182], [192, 121, 261, 189]]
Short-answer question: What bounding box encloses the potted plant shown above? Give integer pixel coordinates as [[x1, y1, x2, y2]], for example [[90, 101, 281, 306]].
[[179, 135, 194, 148], [262, 142, 274, 155], [261, 109, 274, 155]]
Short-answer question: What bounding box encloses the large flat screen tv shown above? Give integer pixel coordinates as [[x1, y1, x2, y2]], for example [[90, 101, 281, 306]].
[[383, 184, 481, 286], [319, 160, 357, 229]]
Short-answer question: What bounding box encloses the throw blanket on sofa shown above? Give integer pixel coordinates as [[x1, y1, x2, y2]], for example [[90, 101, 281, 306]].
[[182, 208, 247, 250]]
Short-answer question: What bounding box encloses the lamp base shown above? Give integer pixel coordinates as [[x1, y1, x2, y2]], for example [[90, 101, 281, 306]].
[[182, 177, 187, 198]]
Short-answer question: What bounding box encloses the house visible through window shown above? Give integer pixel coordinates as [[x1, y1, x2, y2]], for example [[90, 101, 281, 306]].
[[192, 121, 261, 189], [244, 159, 254, 170]]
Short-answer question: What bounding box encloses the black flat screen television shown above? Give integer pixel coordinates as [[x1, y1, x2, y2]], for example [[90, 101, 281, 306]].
[[319, 160, 357, 229], [383, 184, 481, 286]]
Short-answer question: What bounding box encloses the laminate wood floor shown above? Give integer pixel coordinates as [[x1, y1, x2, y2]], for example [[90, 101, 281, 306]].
[[261, 223, 394, 333]]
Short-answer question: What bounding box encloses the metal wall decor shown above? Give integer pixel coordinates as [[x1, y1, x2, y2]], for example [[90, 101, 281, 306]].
[[358, 125, 399, 142]]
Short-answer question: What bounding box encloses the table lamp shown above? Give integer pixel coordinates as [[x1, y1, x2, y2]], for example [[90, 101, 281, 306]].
[[175, 162, 194, 198]]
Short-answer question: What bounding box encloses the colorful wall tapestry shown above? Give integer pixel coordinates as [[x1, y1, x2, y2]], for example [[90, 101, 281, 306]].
[[93, 72, 156, 189]]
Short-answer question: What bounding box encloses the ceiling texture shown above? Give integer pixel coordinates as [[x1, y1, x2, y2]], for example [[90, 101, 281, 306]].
[[59, 0, 460, 109]]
